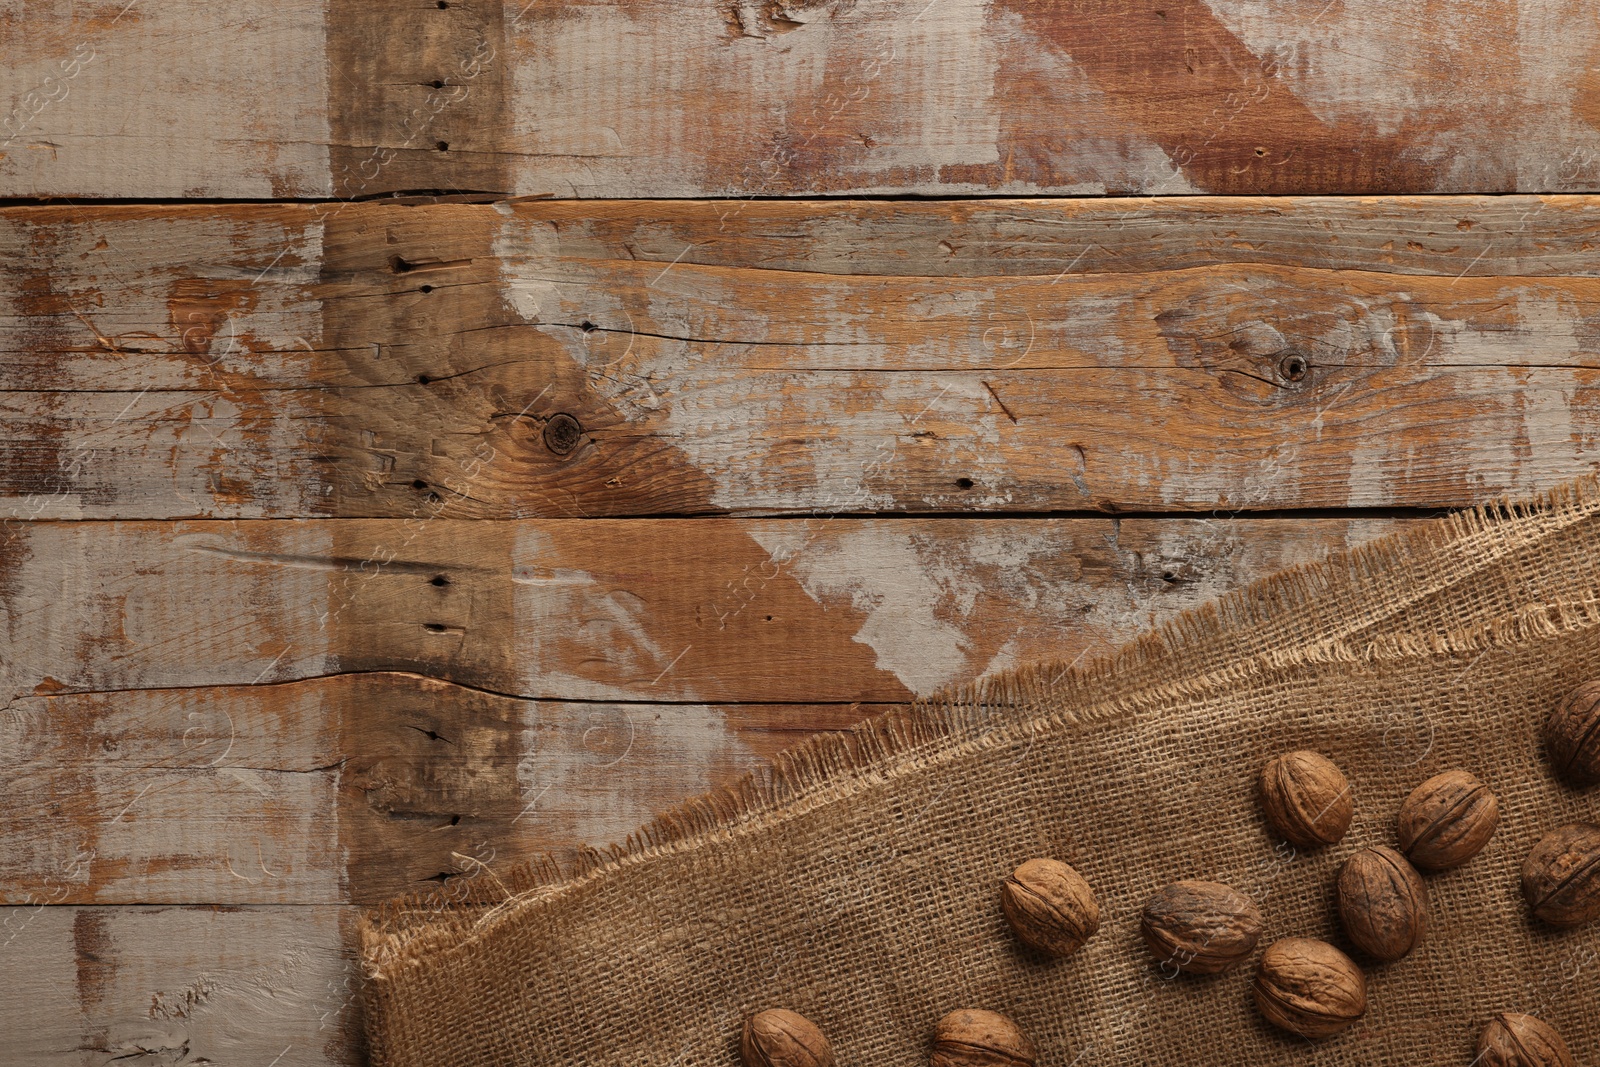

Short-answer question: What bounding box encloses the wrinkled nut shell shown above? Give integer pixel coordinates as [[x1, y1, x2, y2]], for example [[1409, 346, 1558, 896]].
[[1140, 880, 1264, 975], [1259, 751, 1353, 849], [1000, 858, 1100, 958], [1397, 768, 1500, 871], [1253, 937, 1367, 1039], [1478, 1012, 1577, 1067], [931, 1009, 1036, 1067], [1336, 846, 1428, 962], [1521, 823, 1600, 928], [742, 1009, 834, 1067], [1546, 680, 1600, 787]]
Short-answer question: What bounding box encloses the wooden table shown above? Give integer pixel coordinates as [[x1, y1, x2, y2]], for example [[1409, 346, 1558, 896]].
[[5, 2, 1600, 1062]]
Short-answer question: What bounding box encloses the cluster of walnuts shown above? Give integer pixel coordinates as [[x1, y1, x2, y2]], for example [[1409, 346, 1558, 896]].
[[737, 681, 1600, 1067]]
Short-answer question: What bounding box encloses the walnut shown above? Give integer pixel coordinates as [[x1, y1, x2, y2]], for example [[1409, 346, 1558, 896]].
[[1397, 768, 1500, 870], [1336, 846, 1427, 962], [1000, 858, 1099, 958], [1521, 822, 1600, 928], [741, 1009, 833, 1067], [1252, 937, 1367, 1039], [1478, 1012, 1577, 1067], [931, 1009, 1035, 1067], [1259, 751, 1353, 849], [1546, 680, 1600, 787], [1139, 880, 1263, 975]]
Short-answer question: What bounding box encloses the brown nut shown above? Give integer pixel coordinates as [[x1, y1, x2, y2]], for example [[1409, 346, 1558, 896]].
[[1140, 880, 1264, 975], [1397, 768, 1500, 870], [1252, 937, 1367, 1039], [1521, 822, 1600, 928], [1335, 846, 1427, 962], [742, 1009, 833, 1067], [1000, 858, 1099, 958], [1546, 680, 1600, 787], [931, 1009, 1035, 1067], [1259, 750, 1353, 849], [1478, 1012, 1577, 1067]]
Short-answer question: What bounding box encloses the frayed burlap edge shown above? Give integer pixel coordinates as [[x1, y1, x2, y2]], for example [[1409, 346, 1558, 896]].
[[359, 473, 1600, 987]]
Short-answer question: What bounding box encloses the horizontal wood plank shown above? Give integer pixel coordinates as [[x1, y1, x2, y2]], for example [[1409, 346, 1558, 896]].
[[2, 515, 1403, 904], [4, 676, 867, 906], [7, 198, 1600, 518], [0, 516, 1403, 705], [7, 1, 1600, 198]]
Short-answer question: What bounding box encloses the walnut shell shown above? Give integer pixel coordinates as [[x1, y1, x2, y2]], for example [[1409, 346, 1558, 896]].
[[1253, 937, 1367, 1039], [1521, 822, 1600, 928], [1336, 846, 1427, 962], [1000, 858, 1099, 958], [742, 1010, 834, 1067], [1546, 680, 1600, 787], [931, 1009, 1036, 1067], [1259, 751, 1353, 849], [1397, 768, 1500, 870], [1140, 880, 1264, 975], [1478, 1013, 1577, 1067]]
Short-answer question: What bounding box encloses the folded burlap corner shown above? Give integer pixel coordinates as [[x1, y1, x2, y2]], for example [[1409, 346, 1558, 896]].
[[360, 480, 1600, 1065]]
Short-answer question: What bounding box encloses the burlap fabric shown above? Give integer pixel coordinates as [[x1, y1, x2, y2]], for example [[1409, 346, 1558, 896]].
[[361, 481, 1600, 1065]]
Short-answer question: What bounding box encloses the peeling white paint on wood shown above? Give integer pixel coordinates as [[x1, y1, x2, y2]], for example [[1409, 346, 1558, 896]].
[[0, 905, 355, 1066], [0, 522, 333, 707], [513, 701, 759, 849], [4, 683, 344, 905], [750, 522, 975, 694], [0, 211, 328, 519], [510, 524, 707, 702], [0, 0, 333, 198]]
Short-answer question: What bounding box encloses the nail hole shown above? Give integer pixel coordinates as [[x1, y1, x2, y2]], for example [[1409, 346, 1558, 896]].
[[412, 479, 428, 489], [390, 255, 414, 273], [436, 141, 449, 152], [423, 622, 448, 633], [448, 814, 461, 826], [955, 477, 975, 489], [1255, 146, 1267, 157], [580, 320, 598, 333], [431, 79, 445, 89], [430, 575, 449, 587], [418, 284, 435, 294], [1279, 353, 1309, 382], [416, 373, 432, 385]]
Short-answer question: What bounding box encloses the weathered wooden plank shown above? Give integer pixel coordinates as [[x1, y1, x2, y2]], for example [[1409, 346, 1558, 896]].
[[0, 0, 335, 199], [0, 904, 359, 1066], [10, 197, 1600, 519], [2, 516, 1403, 903], [7, 1, 1600, 198], [0, 516, 1402, 707], [3, 675, 868, 905], [504, 0, 1600, 197]]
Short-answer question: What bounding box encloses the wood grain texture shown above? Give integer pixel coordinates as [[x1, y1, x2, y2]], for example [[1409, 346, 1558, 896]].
[[0, 0, 334, 198], [2, 515, 1403, 905], [0, 516, 1402, 706], [8, 0, 1600, 197], [8, 197, 1600, 519], [0, 904, 359, 1066]]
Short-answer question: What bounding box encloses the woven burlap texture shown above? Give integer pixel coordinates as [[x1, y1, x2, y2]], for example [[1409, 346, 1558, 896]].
[[361, 480, 1600, 1066]]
